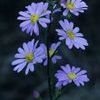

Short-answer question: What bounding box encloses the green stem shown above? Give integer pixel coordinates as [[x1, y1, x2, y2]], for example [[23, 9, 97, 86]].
[[45, 1, 54, 100], [46, 16, 53, 100], [46, 19, 53, 100], [47, 57, 53, 100]]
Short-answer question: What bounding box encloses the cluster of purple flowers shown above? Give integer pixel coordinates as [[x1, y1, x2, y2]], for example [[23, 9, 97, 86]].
[[12, 0, 89, 89]]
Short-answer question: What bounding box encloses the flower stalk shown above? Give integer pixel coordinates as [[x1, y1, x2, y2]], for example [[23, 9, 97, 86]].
[[46, 17, 53, 100], [46, 2, 54, 99]]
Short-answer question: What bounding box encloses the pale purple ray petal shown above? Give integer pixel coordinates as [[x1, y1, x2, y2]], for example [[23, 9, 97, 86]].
[[55, 71, 68, 81], [61, 64, 71, 74], [63, 10, 69, 16], [20, 20, 30, 28], [12, 59, 25, 65], [39, 21, 47, 28], [75, 33, 83, 37], [17, 62, 27, 73], [52, 55, 62, 64], [36, 2, 44, 15], [56, 82, 62, 89], [25, 63, 34, 75], [73, 27, 80, 33], [39, 18, 50, 23], [18, 47, 25, 54], [44, 59, 48, 66], [15, 54, 25, 58], [17, 16, 30, 20], [31, 3, 37, 13], [67, 41, 73, 49], [56, 29, 67, 38], [33, 23, 39, 36], [59, 20, 67, 31], [26, 5, 34, 14], [13, 62, 27, 72], [77, 75, 89, 82], [77, 70, 87, 76], [73, 79, 81, 87], [66, 38, 71, 46], [63, 80, 69, 86], [40, 11, 51, 17], [73, 67, 81, 73], [23, 43, 29, 53], [19, 11, 30, 17]]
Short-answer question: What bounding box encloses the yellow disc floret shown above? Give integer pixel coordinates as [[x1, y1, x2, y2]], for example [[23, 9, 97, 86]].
[[68, 72, 77, 80], [30, 14, 39, 24], [67, 30, 75, 39], [49, 49, 54, 57], [66, 3, 75, 10], [25, 53, 34, 62]]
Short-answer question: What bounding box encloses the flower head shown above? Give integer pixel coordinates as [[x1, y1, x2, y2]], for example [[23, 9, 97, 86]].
[[41, 42, 62, 66], [17, 2, 51, 36], [56, 19, 88, 50], [55, 64, 89, 88], [11, 39, 46, 75], [50, 42, 62, 63], [61, 0, 88, 16]]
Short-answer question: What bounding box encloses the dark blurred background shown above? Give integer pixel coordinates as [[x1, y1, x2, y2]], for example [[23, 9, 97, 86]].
[[0, 0, 100, 100]]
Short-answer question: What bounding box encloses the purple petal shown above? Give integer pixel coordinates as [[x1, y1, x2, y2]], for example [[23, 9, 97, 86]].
[[61, 64, 71, 74], [33, 23, 39, 36], [39, 18, 50, 23], [12, 59, 25, 65], [39, 21, 47, 28], [77, 70, 87, 76], [20, 20, 30, 28], [13, 62, 27, 72], [15, 54, 25, 58], [19, 11, 30, 17], [52, 55, 62, 64], [25, 63, 34, 75]]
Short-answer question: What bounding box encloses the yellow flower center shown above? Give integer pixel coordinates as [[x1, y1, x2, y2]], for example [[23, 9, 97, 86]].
[[66, 3, 75, 10], [49, 49, 54, 57], [25, 53, 34, 62], [67, 30, 75, 39], [30, 14, 39, 24], [68, 72, 76, 80]]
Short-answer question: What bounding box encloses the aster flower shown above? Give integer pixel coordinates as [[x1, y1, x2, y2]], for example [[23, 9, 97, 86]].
[[49, 42, 62, 63], [56, 19, 88, 50], [17, 2, 51, 36], [55, 64, 89, 88], [11, 39, 46, 75], [61, 0, 88, 16], [41, 42, 62, 66]]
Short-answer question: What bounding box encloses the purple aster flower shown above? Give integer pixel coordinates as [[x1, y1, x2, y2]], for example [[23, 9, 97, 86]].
[[11, 39, 46, 75], [56, 19, 88, 50], [61, 0, 88, 16], [41, 42, 62, 66], [50, 42, 62, 63], [55, 64, 89, 89], [17, 2, 51, 36]]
